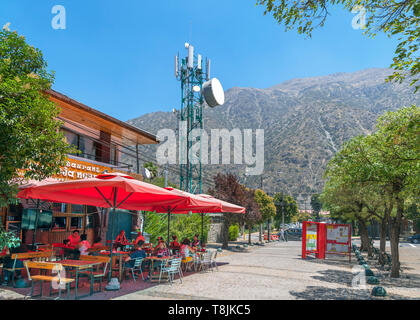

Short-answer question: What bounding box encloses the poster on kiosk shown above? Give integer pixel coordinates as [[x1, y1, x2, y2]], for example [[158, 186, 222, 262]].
[[302, 221, 351, 261]]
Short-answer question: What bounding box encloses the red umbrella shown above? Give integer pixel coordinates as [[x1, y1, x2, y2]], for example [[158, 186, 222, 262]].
[[17, 173, 188, 211], [197, 194, 246, 214], [17, 172, 190, 283], [143, 187, 224, 246], [146, 188, 245, 245]]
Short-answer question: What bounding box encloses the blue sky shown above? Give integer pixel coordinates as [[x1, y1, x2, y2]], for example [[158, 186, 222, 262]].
[[1, 0, 398, 121]]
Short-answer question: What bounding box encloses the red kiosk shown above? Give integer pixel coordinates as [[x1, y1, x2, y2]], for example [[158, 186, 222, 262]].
[[302, 221, 351, 262]]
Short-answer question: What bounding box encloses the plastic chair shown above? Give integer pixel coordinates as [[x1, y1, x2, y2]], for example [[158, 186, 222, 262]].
[[210, 250, 219, 271], [126, 257, 145, 282], [198, 251, 212, 272], [159, 258, 182, 285]]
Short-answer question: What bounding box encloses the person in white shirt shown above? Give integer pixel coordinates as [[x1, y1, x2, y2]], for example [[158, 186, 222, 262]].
[[78, 234, 91, 256]]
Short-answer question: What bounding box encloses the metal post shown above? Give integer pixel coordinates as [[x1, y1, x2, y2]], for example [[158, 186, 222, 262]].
[[136, 144, 140, 174], [164, 164, 168, 188], [31, 199, 40, 250], [167, 209, 171, 247], [108, 187, 118, 283], [202, 213, 204, 244]]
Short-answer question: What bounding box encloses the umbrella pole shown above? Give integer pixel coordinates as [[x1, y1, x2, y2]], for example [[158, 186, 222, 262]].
[[31, 199, 40, 250], [108, 187, 118, 283], [201, 213, 204, 246], [167, 209, 171, 248]]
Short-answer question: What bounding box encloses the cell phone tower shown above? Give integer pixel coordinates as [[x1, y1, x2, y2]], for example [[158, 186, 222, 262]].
[[174, 43, 224, 194]]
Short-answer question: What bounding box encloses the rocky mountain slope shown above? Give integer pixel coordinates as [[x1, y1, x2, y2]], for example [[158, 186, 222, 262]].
[[126, 68, 420, 203]]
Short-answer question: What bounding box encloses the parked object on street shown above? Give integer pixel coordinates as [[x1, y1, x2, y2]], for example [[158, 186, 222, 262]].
[[407, 234, 420, 244]]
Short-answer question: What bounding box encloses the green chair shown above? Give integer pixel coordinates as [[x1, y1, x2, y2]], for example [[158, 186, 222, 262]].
[[127, 257, 145, 282]]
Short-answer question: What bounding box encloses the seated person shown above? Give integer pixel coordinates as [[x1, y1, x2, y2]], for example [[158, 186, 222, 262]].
[[153, 237, 164, 251], [92, 237, 103, 248], [114, 230, 128, 249], [170, 235, 180, 248], [154, 241, 170, 257], [2, 243, 29, 285], [58, 239, 70, 257], [78, 234, 91, 256], [134, 232, 145, 246], [191, 234, 201, 249], [67, 230, 80, 248], [180, 238, 195, 263], [124, 240, 147, 269]]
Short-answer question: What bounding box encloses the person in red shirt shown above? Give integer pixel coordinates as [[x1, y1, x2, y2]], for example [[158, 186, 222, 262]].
[[170, 235, 180, 247], [92, 237, 103, 248], [67, 230, 80, 248], [114, 230, 128, 249], [134, 232, 145, 246]]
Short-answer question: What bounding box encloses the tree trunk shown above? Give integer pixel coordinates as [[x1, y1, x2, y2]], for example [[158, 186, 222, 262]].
[[248, 226, 252, 245], [221, 220, 230, 249], [379, 219, 387, 265], [258, 224, 262, 242], [357, 218, 372, 256], [389, 195, 403, 278]]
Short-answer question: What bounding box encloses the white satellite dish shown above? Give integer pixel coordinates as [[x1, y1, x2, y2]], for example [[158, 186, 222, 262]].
[[202, 78, 225, 107], [142, 167, 151, 180]]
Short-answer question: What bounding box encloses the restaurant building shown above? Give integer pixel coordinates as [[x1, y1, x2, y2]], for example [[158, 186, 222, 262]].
[[0, 89, 159, 248]]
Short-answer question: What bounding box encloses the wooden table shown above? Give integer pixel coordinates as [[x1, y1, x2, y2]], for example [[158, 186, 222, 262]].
[[144, 256, 172, 282], [59, 259, 103, 299], [99, 251, 131, 283]]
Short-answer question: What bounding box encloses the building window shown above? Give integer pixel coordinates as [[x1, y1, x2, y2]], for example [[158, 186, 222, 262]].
[[70, 217, 83, 229], [53, 217, 67, 229], [52, 203, 67, 213], [71, 204, 83, 214]]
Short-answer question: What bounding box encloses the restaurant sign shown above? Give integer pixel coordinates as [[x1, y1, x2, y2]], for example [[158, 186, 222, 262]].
[[54, 158, 113, 181]]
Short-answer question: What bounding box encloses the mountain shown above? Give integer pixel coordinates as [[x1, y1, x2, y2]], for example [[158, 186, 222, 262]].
[[126, 68, 420, 205]]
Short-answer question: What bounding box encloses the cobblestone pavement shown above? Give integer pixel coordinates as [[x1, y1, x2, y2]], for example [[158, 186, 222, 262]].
[[114, 241, 420, 300]]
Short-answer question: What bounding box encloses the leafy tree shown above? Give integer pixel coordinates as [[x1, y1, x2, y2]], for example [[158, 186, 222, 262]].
[[210, 173, 247, 249], [273, 192, 299, 228], [310, 193, 323, 221], [256, 0, 420, 90], [323, 105, 420, 277], [143, 211, 211, 245], [0, 27, 73, 207], [243, 188, 262, 244], [321, 176, 376, 256], [255, 189, 276, 241], [0, 225, 21, 250], [291, 210, 312, 223]]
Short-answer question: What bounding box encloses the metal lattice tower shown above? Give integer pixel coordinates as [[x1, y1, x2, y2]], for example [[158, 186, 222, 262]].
[[175, 43, 209, 194]]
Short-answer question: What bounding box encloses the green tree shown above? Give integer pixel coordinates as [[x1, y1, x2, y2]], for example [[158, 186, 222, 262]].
[[256, 0, 420, 90], [323, 105, 420, 277], [0, 27, 73, 207], [310, 193, 323, 221], [273, 192, 299, 228], [255, 189, 276, 241]]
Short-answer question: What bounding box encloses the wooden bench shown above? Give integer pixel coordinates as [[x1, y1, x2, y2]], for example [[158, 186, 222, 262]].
[[78, 255, 110, 293], [24, 261, 75, 299], [2, 251, 54, 286]]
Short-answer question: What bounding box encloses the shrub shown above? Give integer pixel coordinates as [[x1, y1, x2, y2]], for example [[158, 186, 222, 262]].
[[229, 224, 239, 241]]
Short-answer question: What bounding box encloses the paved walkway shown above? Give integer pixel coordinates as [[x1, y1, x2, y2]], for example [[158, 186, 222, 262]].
[[1, 240, 419, 300], [114, 241, 420, 300]]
